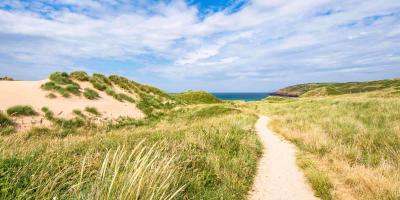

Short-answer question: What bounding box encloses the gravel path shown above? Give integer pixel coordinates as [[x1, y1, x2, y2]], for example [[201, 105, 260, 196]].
[[249, 116, 319, 200]]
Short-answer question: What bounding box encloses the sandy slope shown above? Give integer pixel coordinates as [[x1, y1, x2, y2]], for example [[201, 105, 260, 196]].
[[0, 80, 144, 128], [249, 116, 319, 200]]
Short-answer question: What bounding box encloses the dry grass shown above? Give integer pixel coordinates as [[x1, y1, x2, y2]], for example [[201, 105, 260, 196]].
[[255, 94, 400, 199], [0, 104, 261, 199]]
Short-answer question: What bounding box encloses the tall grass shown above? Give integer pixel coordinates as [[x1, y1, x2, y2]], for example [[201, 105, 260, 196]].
[[256, 94, 400, 199], [0, 104, 261, 199]]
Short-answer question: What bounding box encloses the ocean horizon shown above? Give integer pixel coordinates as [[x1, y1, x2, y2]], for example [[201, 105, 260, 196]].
[[212, 92, 273, 101]]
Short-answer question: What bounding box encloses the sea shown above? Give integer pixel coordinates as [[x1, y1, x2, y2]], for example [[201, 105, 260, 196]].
[[212, 93, 272, 102]]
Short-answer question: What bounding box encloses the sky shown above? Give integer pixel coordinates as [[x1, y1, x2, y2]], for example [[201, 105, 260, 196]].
[[0, 0, 399, 92]]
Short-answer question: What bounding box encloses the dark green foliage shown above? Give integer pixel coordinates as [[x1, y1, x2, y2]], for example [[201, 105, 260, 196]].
[[0, 76, 14, 81], [83, 88, 99, 100], [65, 84, 81, 96], [41, 81, 57, 90], [49, 72, 72, 85], [70, 71, 89, 81], [7, 105, 37, 116], [174, 91, 222, 104], [0, 112, 15, 135], [276, 78, 400, 97], [85, 107, 100, 116]]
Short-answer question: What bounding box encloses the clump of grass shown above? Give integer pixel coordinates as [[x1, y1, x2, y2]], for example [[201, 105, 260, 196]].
[[7, 105, 37, 116], [70, 71, 89, 81], [41, 107, 54, 120], [118, 93, 135, 103], [85, 107, 100, 116], [0, 76, 14, 81], [49, 72, 73, 85], [73, 109, 86, 118], [65, 84, 81, 96], [83, 88, 99, 100], [0, 112, 16, 135], [105, 87, 135, 103], [41, 81, 71, 98], [46, 93, 57, 99]]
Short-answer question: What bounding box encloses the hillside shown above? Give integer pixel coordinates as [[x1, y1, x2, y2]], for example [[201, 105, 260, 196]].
[[0, 71, 261, 199], [0, 71, 177, 131], [174, 90, 222, 104], [275, 78, 400, 97]]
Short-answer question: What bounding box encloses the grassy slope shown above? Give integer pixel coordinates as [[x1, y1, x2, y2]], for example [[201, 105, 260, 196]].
[[256, 91, 400, 199], [0, 104, 262, 199], [276, 78, 400, 97], [174, 91, 222, 104]]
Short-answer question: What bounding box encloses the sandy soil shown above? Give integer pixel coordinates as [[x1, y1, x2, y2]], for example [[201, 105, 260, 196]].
[[249, 116, 319, 200], [0, 80, 144, 129]]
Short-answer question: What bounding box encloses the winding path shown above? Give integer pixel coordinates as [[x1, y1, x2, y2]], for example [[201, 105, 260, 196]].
[[249, 116, 319, 200]]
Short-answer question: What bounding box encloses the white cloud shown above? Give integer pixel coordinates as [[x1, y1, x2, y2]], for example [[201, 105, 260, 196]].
[[0, 0, 399, 91]]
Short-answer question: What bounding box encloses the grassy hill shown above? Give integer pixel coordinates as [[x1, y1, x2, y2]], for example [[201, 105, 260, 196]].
[[0, 72, 262, 199], [275, 78, 400, 97], [174, 90, 222, 104]]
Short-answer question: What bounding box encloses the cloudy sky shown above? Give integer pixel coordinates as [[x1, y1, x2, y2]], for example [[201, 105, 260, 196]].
[[0, 0, 399, 92]]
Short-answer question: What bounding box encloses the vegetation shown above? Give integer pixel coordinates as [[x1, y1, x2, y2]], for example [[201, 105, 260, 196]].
[[0, 104, 261, 199], [49, 72, 74, 85], [0, 112, 15, 135], [46, 93, 57, 99], [6, 105, 37, 116], [256, 91, 400, 199], [41, 107, 54, 120], [0, 76, 14, 81], [83, 88, 99, 100], [41, 81, 71, 97], [70, 71, 90, 81], [276, 78, 400, 97], [85, 107, 100, 116], [174, 91, 222, 104]]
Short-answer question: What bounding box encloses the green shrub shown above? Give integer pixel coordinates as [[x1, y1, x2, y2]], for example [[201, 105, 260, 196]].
[[85, 107, 101, 116], [65, 84, 81, 96], [7, 106, 37, 116], [49, 72, 72, 85], [83, 88, 99, 100], [70, 71, 89, 81], [41, 81, 57, 90]]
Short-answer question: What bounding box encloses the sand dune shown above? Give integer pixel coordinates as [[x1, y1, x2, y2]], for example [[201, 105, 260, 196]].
[[0, 80, 144, 128]]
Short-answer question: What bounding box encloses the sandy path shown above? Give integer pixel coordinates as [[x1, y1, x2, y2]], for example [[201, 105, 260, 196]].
[[249, 116, 319, 200]]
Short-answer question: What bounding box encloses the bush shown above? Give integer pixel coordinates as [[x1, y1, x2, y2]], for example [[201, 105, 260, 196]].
[[65, 84, 81, 96], [7, 106, 37, 116], [49, 72, 72, 85], [70, 71, 89, 81], [41, 81, 57, 90], [85, 107, 100, 116], [83, 88, 99, 100]]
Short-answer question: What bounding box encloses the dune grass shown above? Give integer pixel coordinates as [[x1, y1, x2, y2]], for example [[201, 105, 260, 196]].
[[70, 71, 90, 81], [0, 104, 261, 199], [85, 107, 100, 116], [174, 91, 222, 104], [255, 93, 400, 199], [6, 105, 37, 116], [0, 112, 15, 135], [83, 88, 100, 100]]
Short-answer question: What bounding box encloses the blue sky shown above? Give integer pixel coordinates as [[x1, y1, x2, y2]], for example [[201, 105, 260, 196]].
[[0, 0, 399, 92]]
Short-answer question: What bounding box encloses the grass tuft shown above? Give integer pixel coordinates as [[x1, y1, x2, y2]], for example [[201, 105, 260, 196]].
[[70, 71, 90, 81], [7, 105, 37, 116], [85, 107, 100, 116], [83, 88, 100, 100]]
